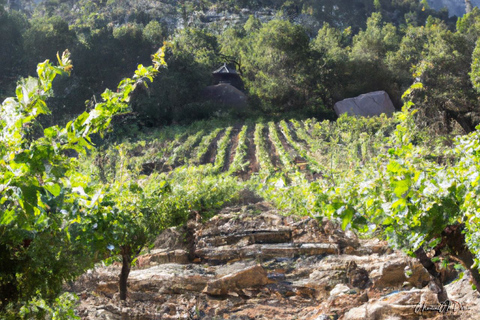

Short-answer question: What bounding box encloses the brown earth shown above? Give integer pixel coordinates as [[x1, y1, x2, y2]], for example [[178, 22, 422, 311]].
[[275, 123, 307, 171], [201, 129, 224, 165], [287, 121, 311, 153], [141, 121, 323, 177], [264, 126, 282, 170], [243, 127, 259, 179]]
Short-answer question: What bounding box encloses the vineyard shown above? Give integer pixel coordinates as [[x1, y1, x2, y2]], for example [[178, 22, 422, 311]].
[[108, 115, 402, 182], [88, 108, 449, 231], [89, 103, 480, 305], [4, 51, 480, 318]]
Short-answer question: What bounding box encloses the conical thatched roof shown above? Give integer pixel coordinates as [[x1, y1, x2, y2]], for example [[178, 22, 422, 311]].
[[212, 63, 239, 75]]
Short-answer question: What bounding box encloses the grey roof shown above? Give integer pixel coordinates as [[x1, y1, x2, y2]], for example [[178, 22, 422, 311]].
[[212, 63, 239, 75]]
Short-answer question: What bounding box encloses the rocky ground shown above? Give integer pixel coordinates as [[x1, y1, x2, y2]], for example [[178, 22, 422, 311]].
[[70, 195, 480, 320]]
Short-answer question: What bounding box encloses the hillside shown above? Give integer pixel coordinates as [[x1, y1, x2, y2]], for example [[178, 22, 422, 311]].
[[3, 59, 480, 318], [93, 114, 409, 216], [5, 0, 480, 319], [3, 0, 478, 132], [72, 200, 480, 319], [428, 0, 480, 16]]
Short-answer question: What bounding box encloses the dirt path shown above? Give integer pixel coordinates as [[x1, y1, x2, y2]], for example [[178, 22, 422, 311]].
[[265, 126, 282, 170], [201, 129, 224, 165], [244, 126, 259, 178], [276, 123, 307, 169]]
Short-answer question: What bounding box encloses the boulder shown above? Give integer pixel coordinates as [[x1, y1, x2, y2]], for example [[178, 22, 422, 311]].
[[343, 288, 439, 320], [203, 264, 270, 295], [334, 91, 395, 117], [329, 283, 351, 297], [374, 261, 408, 288]]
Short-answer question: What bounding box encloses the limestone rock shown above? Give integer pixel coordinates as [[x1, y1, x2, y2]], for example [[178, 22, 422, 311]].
[[343, 288, 439, 320], [405, 261, 430, 288], [203, 264, 270, 295], [374, 261, 408, 288], [73, 201, 477, 320], [153, 227, 186, 250], [334, 91, 395, 117], [329, 283, 351, 297], [347, 263, 370, 289], [136, 249, 189, 268]]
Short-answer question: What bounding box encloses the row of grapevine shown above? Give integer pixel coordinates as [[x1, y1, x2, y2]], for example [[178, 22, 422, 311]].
[[100, 111, 421, 188], [213, 126, 233, 172], [106, 114, 408, 182], [136, 131, 188, 171], [256, 122, 313, 213], [229, 125, 249, 173], [290, 119, 319, 152], [279, 120, 326, 174], [267, 121, 297, 173], [166, 129, 205, 166], [191, 128, 223, 165], [254, 123, 275, 176], [118, 119, 352, 178]]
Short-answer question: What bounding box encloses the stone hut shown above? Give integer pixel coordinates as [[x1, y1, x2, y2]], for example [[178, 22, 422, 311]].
[[203, 63, 248, 109]]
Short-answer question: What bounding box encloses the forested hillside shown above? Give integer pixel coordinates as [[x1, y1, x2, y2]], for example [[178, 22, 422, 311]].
[[3, 0, 480, 319], [3, 0, 480, 131]]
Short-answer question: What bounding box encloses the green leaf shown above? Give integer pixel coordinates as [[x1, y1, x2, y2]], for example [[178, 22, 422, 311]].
[[0, 209, 16, 225], [341, 206, 355, 230], [391, 198, 407, 211], [44, 127, 58, 138], [45, 183, 61, 197], [387, 161, 402, 173], [393, 179, 409, 198], [19, 185, 39, 215], [382, 216, 395, 225]]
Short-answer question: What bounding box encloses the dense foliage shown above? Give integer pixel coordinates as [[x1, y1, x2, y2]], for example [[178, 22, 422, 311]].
[[0, 48, 248, 317], [0, 48, 169, 315], [2, 0, 479, 131], [4, 0, 480, 317]]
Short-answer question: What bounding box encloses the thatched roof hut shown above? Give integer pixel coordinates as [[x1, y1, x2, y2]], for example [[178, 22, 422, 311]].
[[212, 63, 244, 91]]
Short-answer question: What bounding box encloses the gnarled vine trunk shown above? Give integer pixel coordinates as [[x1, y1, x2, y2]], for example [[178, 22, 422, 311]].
[[417, 224, 480, 303], [119, 246, 132, 301], [415, 247, 449, 302], [441, 224, 480, 292]]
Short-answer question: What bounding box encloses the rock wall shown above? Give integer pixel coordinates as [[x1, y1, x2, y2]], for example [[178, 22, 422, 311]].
[[427, 0, 480, 17], [72, 201, 480, 320]]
